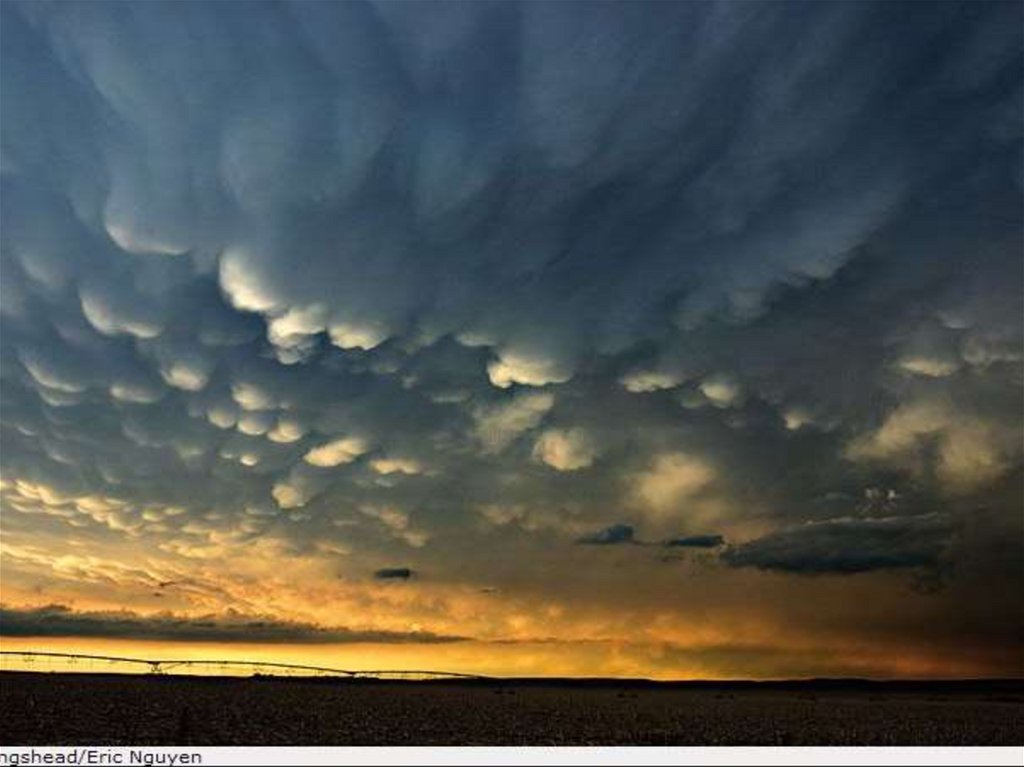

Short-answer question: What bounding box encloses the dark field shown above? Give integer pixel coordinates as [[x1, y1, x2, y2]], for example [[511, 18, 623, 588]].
[[1, 672, 1021, 745]]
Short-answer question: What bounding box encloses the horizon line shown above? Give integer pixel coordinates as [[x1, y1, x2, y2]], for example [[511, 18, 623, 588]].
[[2, 651, 1021, 686]]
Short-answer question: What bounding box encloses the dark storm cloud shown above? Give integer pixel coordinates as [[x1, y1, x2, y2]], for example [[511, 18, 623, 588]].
[[374, 567, 414, 581], [576, 528, 726, 548], [0, 604, 464, 644], [664, 534, 725, 549], [0, 0, 1020, 623], [721, 514, 955, 574], [576, 524, 636, 546]]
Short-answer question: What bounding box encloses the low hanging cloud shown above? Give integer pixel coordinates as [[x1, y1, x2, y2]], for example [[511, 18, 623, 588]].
[[576, 527, 726, 549], [374, 567, 415, 581], [721, 514, 955, 575], [0, 604, 460, 643], [663, 534, 725, 549], [576, 524, 636, 546]]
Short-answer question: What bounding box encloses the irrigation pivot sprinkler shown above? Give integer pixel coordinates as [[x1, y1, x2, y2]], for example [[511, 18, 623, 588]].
[[0, 651, 491, 681]]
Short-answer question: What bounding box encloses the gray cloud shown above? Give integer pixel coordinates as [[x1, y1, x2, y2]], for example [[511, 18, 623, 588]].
[[5, 2, 1018, 383], [374, 567, 414, 581], [721, 514, 955, 575], [576, 524, 636, 546], [664, 534, 725, 549], [0, 604, 463, 644]]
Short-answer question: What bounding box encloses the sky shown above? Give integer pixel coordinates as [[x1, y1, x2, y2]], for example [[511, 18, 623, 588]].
[[1, 0, 1022, 680]]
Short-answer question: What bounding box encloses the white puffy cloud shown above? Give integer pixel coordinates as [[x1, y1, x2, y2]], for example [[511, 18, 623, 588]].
[[360, 505, 429, 548], [487, 350, 573, 389], [272, 480, 309, 510], [18, 349, 88, 393], [897, 356, 960, 378], [159, 361, 210, 392], [961, 335, 1022, 368], [103, 220, 189, 257], [206, 406, 238, 430], [782, 409, 811, 431], [328, 321, 390, 351], [267, 418, 307, 444], [699, 375, 742, 408], [632, 453, 715, 518], [303, 436, 369, 468], [236, 412, 274, 436], [79, 284, 163, 339], [473, 392, 554, 453], [109, 382, 165, 405], [532, 429, 598, 471], [476, 502, 584, 536], [370, 457, 424, 476], [218, 246, 281, 314], [231, 382, 277, 411], [846, 401, 1016, 493], [267, 304, 328, 341], [620, 370, 685, 393]]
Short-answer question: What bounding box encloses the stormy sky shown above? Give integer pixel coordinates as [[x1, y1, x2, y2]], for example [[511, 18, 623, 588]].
[[1, 0, 1021, 679]]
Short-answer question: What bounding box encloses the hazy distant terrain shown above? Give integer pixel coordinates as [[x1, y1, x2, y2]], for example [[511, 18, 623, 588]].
[[1, 673, 1021, 745]]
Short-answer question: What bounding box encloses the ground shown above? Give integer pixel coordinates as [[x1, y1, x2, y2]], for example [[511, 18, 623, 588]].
[[1, 672, 1021, 746]]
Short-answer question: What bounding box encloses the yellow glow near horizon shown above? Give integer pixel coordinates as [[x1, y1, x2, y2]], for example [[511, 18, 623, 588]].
[[0, 634, 1004, 682]]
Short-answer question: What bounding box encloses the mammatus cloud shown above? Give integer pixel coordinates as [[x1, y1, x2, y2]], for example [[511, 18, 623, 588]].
[[362, 506, 430, 549], [532, 428, 598, 471], [620, 370, 686, 394], [304, 436, 370, 468], [370, 456, 425, 476], [0, 1, 1021, 677], [699, 376, 743, 409], [267, 417, 307, 444], [632, 453, 715, 520], [845, 401, 1015, 493], [7, 0, 1015, 396], [487, 351, 573, 390], [473, 392, 554, 453]]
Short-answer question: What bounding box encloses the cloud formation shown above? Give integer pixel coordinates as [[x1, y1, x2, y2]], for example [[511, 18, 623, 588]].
[[374, 568, 414, 581], [532, 428, 598, 472], [0, 0, 1020, 677], [0, 604, 461, 644], [722, 514, 955, 575], [664, 535, 725, 549], [576, 525, 636, 546]]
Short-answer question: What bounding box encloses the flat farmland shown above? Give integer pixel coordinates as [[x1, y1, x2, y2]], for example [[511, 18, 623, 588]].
[[1, 672, 1021, 745]]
